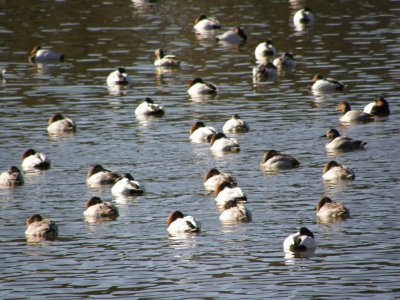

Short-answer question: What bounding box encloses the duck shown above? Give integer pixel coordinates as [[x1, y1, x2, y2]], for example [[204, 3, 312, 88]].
[[216, 27, 247, 44], [86, 164, 120, 186], [135, 97, 165, 116], [47, 113, 76, 134], [311, 74, 345, 92], [260, 150, 300, 170], [222, 114, 249, 133], [25, 214, 58, 240], [273, 52, 295, 68], [203, 168, 237, 192], [167, 211, 201, 235], [283, 227, 316, 252], [337, 101, 374, 123], [363, 96, 390, 117], [0, 166, 24, 187], [209, 133, 240, 152], [29, 45, 64, 62], [215, 181, 247, 207], [253, 62, 278, 80], [316, 196, 350, 220], [106, 67, 132, 86], [111, 173, 144, 196], [323, 160, 355, 181], [293, 7, 315, 26], [219, 199, 252, 223], [254, 40, 276, 61], [21, 149, 51, 171], [322, 129, 366, 151], [189, 121, 217, 143], [154, 48, 181, 67], [194, 14, 221, 31], [83, 196, 119, 219], [187, 78, 218, 96]]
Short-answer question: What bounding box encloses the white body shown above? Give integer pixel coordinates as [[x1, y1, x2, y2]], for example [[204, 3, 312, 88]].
[[339, 110, 372, 123], [220, 204, 252, 223], [260, 155, 297, 170], [204, 173, 236, 191], [135, 101, 164, 116], [47, 117, 76, 134], [33, 49, 63, 61], [22, 152, 51, 171], [154, 55, 180, 67], [106, 70, 132, 86], [283, 232, 316, 252], [293, 9, 314, 27], [312, 79, 342, 92], [194, 17, 220, 31], [216, 29, 245, 44], [222, 117, 249, 133], [210, 136, 239, 152], [111, 177, 144, 196], [254, 42, 276, 61], [187, 82, 217, 96], [190, 126, 217, 143], [323, 165, 355, 181], [84, 201, 118, 218], [325, 136, 364, 150], [167, 216, 201, 235], [215, 186, 246, 206]]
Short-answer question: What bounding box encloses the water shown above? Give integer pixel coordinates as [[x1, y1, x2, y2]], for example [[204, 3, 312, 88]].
[[1, 0, 399, 298]]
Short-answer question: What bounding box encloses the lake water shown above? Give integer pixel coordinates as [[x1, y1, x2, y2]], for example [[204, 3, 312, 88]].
[[0, 0, 399, 299]]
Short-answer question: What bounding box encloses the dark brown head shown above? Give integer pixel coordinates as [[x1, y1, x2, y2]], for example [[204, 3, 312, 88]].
[[87, 164, 107, 178], [316, 196, 333, 213], [260, 150, 280, 164], [194, 14, 207, 25], [22, 149, 37, 160], [214, 180, 235, 196], [26, 214, 43, 226], [323, 129, 340, 140], [29, 45, 41, 61], [337, 101, 351, 114], [154, 48, 165, 59], [323, 160, 340, 173], [222, 199, 238, 211], [8, 166, 22, 174], [167, 210, 185, 225], [85, 196, 103, 209], [234, 27, 247, 40], [48, 113, 65, 125], [209, 132, 227, 146], [312, 73, 323, 82], [372, 96, 390, 116], [190, 121, 206, 134], [189, 77, 204, 87], [204, 168, 221, 181]]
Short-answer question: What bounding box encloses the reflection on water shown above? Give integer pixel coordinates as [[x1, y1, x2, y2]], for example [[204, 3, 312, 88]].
[[0, 0, 399, 298]]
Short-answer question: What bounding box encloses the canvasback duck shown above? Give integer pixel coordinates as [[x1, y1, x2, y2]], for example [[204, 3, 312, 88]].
[[154, 48, 181, 68], [254, 40, 276, 61], [47, 113, 76, 134], [293, 7, 315, 26], [273, 52, 295, 68], [187, 78, 218, 96], [86, 164, 120, 186], [111, 173, 144, 196], [311, 74, 345, 92], [316, 196, 350, 220], [194, 14, 221, 31], [209, 133, 240, 152], [25, 214, 58, 240], [216, 27, 247, 44], [363, 96, 390, 117], [323, 160, 355, 181], [337, 101, 374, 123], [189, 121, 217, 143], [167, 211, 201, 235], [222, 114, 249, 133], [0, 166, 24, 187], [253, 62, 278, 80], [260, 150, 300, 170], [135, 97, 165, 116], [215, 181, 247, 207], [106, 67, 132, 86], [283, 227, 316, 252], [29, 45, 64, 62], [83, 196, 119, 219], [322, 129, 366, 151], [219, 199, 252, 223], [203, 168, 237, 192], [21, 149, 51, 171]]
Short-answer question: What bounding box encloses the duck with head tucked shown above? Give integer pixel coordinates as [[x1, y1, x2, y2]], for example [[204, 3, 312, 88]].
[[322, 128, 367, 151], [363, 96, 390, 117], [0, 166, 24, 187], [189, 121, 217, 143], [316, 196, 350, 220], [323, 160, 355, 181], [106, 67, 132, 86], [194, 14, 221, 32], [167, 211, 201, 235], [203, 168, 237, 192], [219, 199, 252, 223], [84, 196, 119, 219], [214, 181, 247, 207], [86, 164, 120, 186], [154, 48, 181, 68], [209, 133, 240, 152], [254, 40, 276, 61], [222, 114, 249, 133], [21, 149, 51, 171], [25, 214, 58, 240], [283, 227, 316, 253], [47, 113, 76, 134], [135, 97, 165, 116], [260, 150, 300, 170], [293, 7, 314, 26], [187, 78, 218, 96], [311, 73, 345, 92], [111, 173, 144, 196], [337, 101, 374, 123], [216, 27, 247, 44], [253, 62, 277, 80], [29, 45, 64, 62]]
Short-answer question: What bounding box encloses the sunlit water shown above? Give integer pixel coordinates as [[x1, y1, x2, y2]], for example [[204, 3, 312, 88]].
[[0, 0, 399, 298]]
